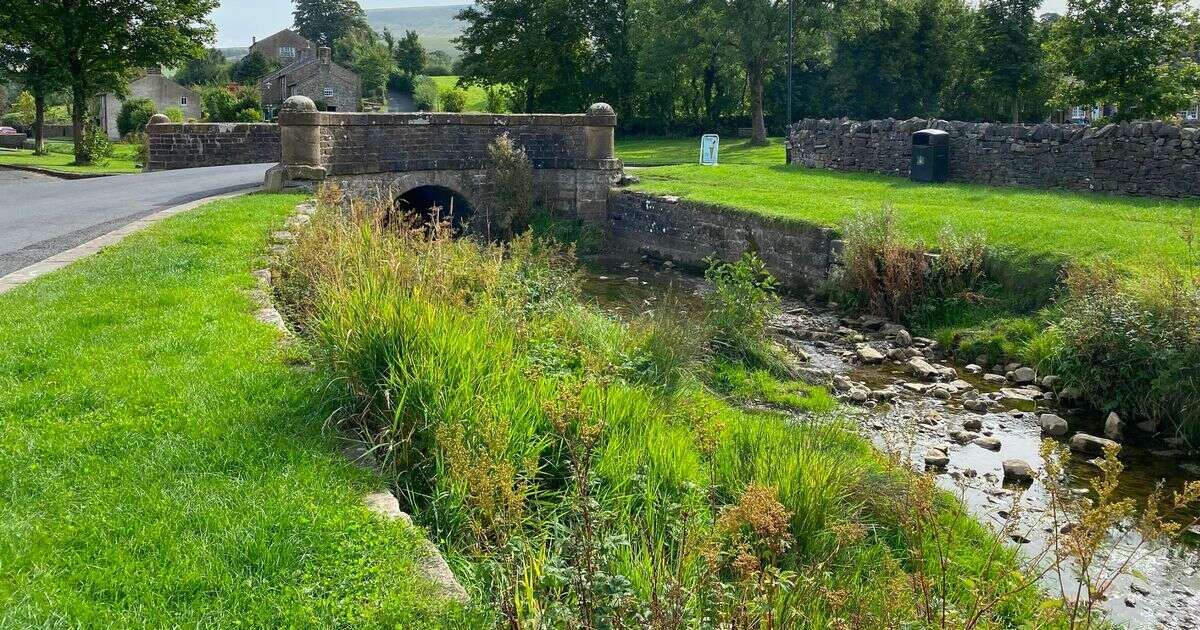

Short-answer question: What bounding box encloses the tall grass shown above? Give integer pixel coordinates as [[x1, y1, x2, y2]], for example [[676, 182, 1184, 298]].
[[274, 194, 1045, 626]]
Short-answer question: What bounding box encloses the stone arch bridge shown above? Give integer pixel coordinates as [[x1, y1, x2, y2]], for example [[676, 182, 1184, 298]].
[[147, 96, 621, 225]]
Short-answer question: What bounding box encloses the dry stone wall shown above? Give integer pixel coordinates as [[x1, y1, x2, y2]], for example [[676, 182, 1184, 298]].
[[146, 123, 281, 171], [787, 117, 1200, 198], [607, 190, 842, 291]]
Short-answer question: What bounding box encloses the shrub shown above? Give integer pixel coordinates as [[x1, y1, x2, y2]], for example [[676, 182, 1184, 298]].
[[412, 75, 438, 110], [703, 252, 783, 368], [484, 133, 534, 237], [421, 64, 452, 76], [117, 98, 158, 136], [439, 88, 466, 112], [484, 87, 507, 113], [0, 112, 28, 131], [76, 124, 113, 165], [1051, 263, 1200, 440], [199, 85, 262, 122], [125, 131, 149, 163], [163, 106, 185, 123], [840, 205, 988, 323]]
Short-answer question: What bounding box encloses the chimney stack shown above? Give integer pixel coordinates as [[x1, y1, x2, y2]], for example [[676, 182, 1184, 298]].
[[318, 46, 331, 65], [252, 36, 257, 45]]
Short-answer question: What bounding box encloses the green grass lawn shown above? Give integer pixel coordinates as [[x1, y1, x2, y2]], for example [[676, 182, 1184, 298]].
[[431, 76, 490, 112], [0, 140, 141, 174], [0, 194, 460, 626], [617, 136, 786, 166], [621, 137, 1196, 282]]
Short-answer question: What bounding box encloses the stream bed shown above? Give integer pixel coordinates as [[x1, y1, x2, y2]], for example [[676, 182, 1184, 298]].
[[581, 256, 1200, 629]]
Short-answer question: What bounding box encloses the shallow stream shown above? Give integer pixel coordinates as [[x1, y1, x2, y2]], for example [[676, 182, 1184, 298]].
[[581, 255, 1200, 629]]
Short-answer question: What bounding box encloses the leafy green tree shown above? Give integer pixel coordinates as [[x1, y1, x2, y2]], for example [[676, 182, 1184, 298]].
[[1046, 0, 1200, 121], [456, 0, 591, 113], [0, 14, 68, 154], [718, 0, 788, 145], [346, 37, 394, 98], [976, 0, 1043, 122], [394, 30, 427, 78], [231, 50, 275, 85], [6, 0, 217, 164], [293, 0, 367, 47], [828, 0, 970, 120], [176, 47, 228, 86], [117, 97, 157, 136]]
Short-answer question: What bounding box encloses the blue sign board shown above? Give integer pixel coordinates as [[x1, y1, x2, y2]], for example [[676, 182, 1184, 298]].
[[700, 134, 720, 165]]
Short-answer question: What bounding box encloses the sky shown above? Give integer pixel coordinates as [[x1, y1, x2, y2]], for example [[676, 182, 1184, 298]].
[[212, 0, 467, 47], [210, 0, 1080, 48]]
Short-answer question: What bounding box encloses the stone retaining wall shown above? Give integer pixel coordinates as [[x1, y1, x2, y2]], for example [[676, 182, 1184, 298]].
[[787, 118, 1200, 198], [607, 190, 841, 291], [146, 123, 281, 171]]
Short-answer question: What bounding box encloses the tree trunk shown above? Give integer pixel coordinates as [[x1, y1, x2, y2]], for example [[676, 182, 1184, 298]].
[[524, 80, 535, 114], [1011, 95, 1019, 124], [748, 64, 767, 146], [33, 93, 46, 155], [71, 83, 88, 165]]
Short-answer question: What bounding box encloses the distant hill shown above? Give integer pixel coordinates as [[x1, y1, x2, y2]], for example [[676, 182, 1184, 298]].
[[219, 47, 249, 62], [365, 5, 468, 56]]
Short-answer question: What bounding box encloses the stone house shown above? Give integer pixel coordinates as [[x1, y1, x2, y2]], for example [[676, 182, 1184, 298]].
[[259, 47, 361, 116], [96, 67, 201, 139], [249, 29, 316, 65]]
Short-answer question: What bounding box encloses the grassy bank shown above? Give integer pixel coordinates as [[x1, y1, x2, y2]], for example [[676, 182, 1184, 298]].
[[0, 194, 459, 626], [0, 140, 141, 174], [274, 194, 1049, 627], [620, 137, 1199, 439]]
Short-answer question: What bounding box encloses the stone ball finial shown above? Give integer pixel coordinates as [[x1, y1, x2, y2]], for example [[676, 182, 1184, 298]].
[[282, 95, 318, 113], [586, 102, 615, 117], [147, 113, 171, 126]]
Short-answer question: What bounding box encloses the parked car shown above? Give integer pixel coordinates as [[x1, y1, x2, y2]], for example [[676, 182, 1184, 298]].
[[0, 126, 21, 135]]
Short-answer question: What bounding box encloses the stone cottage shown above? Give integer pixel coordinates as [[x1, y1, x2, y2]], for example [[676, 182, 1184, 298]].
[[249, 28, 316, 65], [96, 67, 201, 139], [259, 46, 361, 117]]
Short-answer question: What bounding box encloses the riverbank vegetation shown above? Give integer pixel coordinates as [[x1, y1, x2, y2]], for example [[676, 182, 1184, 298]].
[[272, 189, 1062, 627], [0, 194, 461, 626], [619, 138, 1200, 440]]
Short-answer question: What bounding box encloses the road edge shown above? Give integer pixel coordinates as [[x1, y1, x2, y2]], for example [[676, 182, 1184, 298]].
[[0, 163, 124, 180], [0, 187, 260, 295]]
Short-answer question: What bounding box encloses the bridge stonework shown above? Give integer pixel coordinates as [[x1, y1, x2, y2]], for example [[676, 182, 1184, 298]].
[[264, 97, 622, 223]]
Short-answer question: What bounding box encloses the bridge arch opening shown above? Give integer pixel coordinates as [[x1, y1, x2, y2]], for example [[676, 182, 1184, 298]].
[[395, 185, 475, 233]]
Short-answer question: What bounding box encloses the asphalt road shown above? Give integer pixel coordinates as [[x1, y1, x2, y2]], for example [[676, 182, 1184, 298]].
[[0, 163, 273, 276]]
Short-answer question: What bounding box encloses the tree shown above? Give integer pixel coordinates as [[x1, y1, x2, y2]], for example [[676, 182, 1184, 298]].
[[7, 0, 216, 164], [1046, 0, 1200, 121], [0, 10, 68, 154], [176, 47, 228, 86], [394, 30, 427, 78], [346, 38, 395, 98], [293, 0, 367, 47], [117, 98, 157, 136], [231, 50, 274, 85], [976, 0, 1042, 122], [456, 0, 591, 113], [719, 0, 788, 145]]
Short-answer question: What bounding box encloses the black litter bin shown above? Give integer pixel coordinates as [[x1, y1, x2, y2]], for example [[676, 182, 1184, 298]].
[[911, 128, 949, 183]]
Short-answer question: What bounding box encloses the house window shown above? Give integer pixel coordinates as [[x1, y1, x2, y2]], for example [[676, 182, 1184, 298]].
[[180, 96, 187, 106], [323, 87, 334, 98], [1185, 104, 1200, 121], [287, 84, 296, 97], [279, 46, 296, 59], [1070, 106, 1084, 120]]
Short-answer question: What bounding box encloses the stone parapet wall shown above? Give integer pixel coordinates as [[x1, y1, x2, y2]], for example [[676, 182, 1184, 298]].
[[146, 123, 281, 171], [607, 190, 841, 291], [271, 111, 610, 176], [269, 100, 621, 223], [787, 117, 1200, 198]]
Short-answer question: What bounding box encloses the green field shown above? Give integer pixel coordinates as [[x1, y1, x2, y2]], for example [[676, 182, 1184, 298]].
[[0, 140, 141, 175], [0, 194, 459, 626], [431, 76, 489, 112], [617, 137, 1195, 282]]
